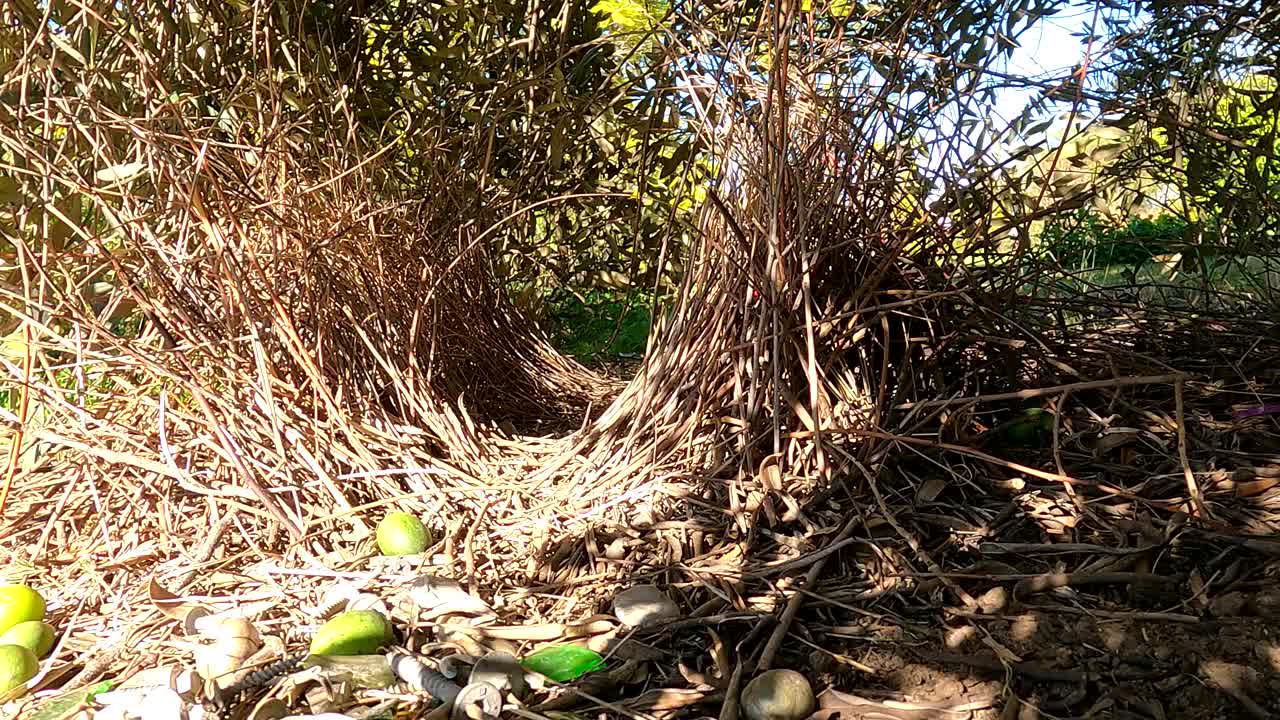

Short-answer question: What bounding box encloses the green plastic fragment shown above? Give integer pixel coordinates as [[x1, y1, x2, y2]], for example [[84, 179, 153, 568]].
[[28, 680, 116, 720], [519, 645, 605, 682]]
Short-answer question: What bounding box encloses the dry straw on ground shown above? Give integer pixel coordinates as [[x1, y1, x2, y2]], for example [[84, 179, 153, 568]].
[[2, 1, 1279, 719]]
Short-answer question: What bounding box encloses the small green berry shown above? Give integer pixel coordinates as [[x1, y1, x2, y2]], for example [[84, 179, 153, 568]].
[[376, 512, 431, 556], [0, 585, 45, 636], [308, 610, 393, 656], [0, 644, 38, 695], [0, 621, 55, 658]]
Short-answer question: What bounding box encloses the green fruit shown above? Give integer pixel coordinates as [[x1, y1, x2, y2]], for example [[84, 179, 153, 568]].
[[0, 644, 38, 695], [741, 669, 815, 720], [0, 621, 54, 658], [376, 512, 431, 556], [308, 610, 393, 657], [1002, 409, 1053, 447], [0, 585, 45, 636]]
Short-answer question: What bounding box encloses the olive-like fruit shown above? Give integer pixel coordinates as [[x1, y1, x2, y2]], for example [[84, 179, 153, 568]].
[[741, 669, 815, 720], [0, 585, 45, 636], [0, 644, 38, 695], [0, 621, 55, 658], [376, 512, 431, 556], [308, 610, 394, 656]]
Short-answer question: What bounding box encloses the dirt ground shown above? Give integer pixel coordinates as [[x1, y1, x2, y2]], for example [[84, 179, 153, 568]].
[[6, 358, 1279, 720], [811, 613, 1280, 719], [793, 580, 1280, 719]]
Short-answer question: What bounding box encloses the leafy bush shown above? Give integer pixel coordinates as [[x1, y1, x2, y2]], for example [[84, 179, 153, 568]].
[[1037, 210, 1188, 268], [542, 289, 653, 365]]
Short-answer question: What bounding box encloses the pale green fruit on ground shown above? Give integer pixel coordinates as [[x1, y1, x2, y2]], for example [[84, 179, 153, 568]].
[[308, 610, 393, 656], [741, 669, 815, 720], [376, 512, 431, 556], [0, 621, 55, 658], [0, 585, 45, 636], [0, 644, 38, 695]]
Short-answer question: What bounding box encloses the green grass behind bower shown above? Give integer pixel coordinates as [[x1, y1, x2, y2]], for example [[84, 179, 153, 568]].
[[543, 289, 653, 365]]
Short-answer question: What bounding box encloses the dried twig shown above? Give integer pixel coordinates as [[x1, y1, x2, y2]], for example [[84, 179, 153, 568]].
[[1175, 377, 1210, 520], [892, 373, 1184, 411]]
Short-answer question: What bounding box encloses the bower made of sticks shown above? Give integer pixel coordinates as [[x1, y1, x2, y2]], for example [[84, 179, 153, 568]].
[[0, 32, 992, 565], [9, 0, 1275, 579]]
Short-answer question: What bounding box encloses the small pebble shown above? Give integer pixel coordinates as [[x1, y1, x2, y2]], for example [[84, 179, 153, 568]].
[[1200, 660, 1260, 691], [604, 538, 628, 560], [1048, 647, 1074, 667], [1010, 614, 1038, 643], [944, 625, 977, 650], [975, 586, 1008, 615], [740, 669, 815, 720], [611, 585, 680, 627]]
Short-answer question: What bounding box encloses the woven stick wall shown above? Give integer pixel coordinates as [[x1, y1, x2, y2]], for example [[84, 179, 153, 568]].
[[10, 0, 1274, 588], [0, 0, 988, 556]]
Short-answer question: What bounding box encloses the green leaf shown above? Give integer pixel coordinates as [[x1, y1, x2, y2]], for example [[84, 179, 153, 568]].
[[520, 645, 605, 682]]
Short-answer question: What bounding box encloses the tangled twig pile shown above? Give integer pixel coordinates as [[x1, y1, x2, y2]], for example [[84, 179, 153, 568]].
[[0, 0, 992, 558]]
